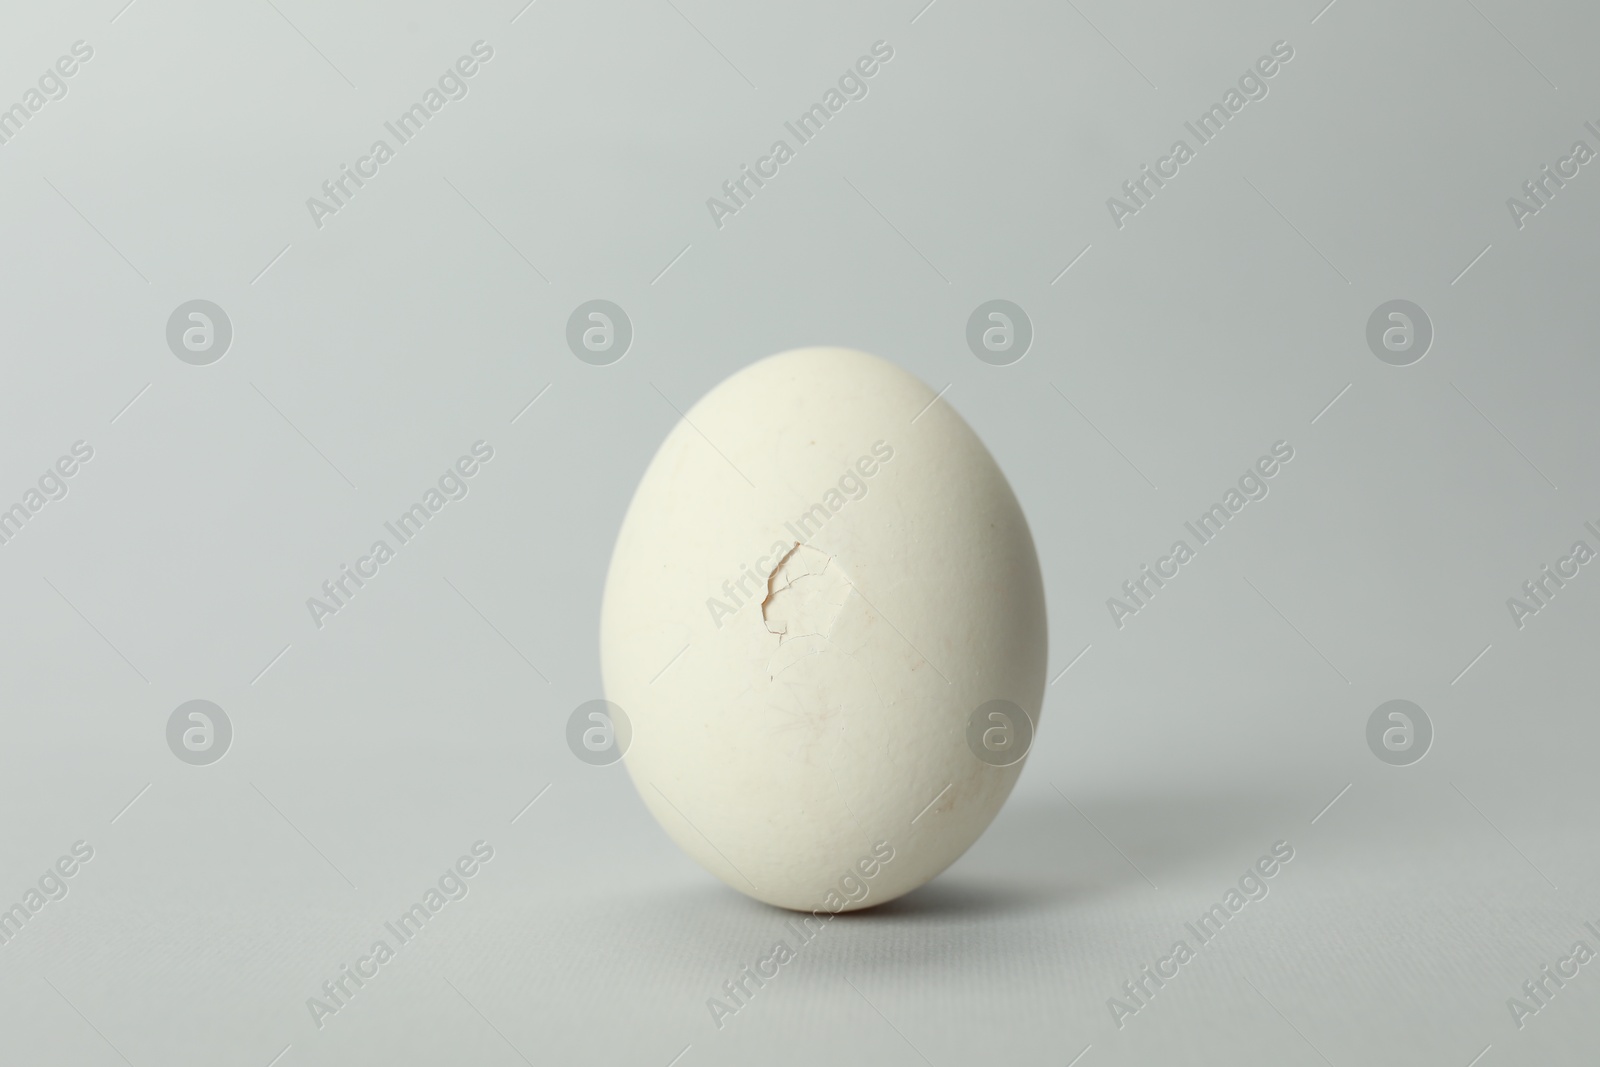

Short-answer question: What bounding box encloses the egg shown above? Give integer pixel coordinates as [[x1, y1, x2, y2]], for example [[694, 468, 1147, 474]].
[[601, 347, 1047, 911]]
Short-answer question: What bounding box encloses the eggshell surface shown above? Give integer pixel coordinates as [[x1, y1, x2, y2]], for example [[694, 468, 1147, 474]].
[[601, 347, 1047, 911]]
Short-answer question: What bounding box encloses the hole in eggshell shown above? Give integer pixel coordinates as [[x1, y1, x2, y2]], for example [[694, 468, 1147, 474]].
[[759, 543, 862, 683], [760, 543, 853, 644]]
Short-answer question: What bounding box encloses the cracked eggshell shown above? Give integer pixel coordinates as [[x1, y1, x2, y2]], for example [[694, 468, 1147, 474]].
[[600, 347, 1046, 911]]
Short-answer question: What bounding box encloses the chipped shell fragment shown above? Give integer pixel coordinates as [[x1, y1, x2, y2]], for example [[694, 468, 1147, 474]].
[[601, 347, 1048, 911]]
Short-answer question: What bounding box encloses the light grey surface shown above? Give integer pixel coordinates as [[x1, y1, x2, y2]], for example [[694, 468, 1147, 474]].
[[2, 0, 1598, 1064]]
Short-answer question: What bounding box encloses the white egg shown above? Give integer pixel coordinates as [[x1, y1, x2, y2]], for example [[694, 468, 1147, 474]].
[[601, 347, 1046, 911]]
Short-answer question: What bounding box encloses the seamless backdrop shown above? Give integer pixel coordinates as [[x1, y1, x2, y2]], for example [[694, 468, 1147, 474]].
[[1, 0, 1598, 1065]]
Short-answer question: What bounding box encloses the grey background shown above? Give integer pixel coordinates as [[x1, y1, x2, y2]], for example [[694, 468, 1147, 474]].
[[2, 0, 1597, 1064]]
